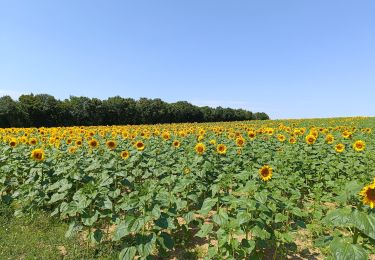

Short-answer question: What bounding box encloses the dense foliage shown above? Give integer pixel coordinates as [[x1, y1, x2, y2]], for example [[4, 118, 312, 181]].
[[1, 117, 375, 259], [0, 94, 268, 127]]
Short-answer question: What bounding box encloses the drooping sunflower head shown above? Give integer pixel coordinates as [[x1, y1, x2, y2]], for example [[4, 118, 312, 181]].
[[88, 139, 99, 149], [305, 134, 316, 145], [31, 148, 45, 161], [353, 140, 365, 152], [335, 143, 345, 153], [360, 182, 375, 208], [172, 140, 181, 148], [135, 140, 145, 151], [209, 139, 216, 145], [195, 143, 206, 155], [259, 165, 272, 181], [216, 144, 227, 155], [106, 140, 117, 150], [120, 150, 130, 159]]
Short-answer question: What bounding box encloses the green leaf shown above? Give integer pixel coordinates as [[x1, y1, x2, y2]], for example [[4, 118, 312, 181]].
[[157, 232, 174, 250], [89, 229, 103, 243], [213, 209, 229, 225], [198, 198, 217, 215], [49, 192, 67, 204], [323, 208, 352, 226], [351, 211, 375, 240], [195, 223, 213, 238], [254, 192, 267, 204], [275, 213, 287, 223], [113, 220, 133, 241], [119, 246, 137, 260], [65, 221, 82, 238], [330, 237, 368, 260]]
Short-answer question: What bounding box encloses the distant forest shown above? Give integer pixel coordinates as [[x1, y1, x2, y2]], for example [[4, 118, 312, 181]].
[[0, 94, 269, 128]]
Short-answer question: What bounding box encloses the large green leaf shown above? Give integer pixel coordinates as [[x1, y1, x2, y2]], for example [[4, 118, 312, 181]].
[[198, 198, 217, 215], [351, 211, 375, 240], [323, 208, 352, 226], [195, 223, 213, 238], [330, 237, 368, 260], [119, 246, 137, 260]]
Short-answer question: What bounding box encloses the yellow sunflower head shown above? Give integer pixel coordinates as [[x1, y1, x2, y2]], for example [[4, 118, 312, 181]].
[[135, 140, 145, 151], [353, 140, 365, 152], [248, 131, 256, 140], [31, 148, 45, 161], [162, 132, 170, 141], [305, 134, 316, 145], [277, 134, 286, 142], [68, 146, 77, 154], [360, 182, 375, 208], [29, 138, 38, 145], [335, 143, 345, 153], [172, 140, 181, 148], [216, 144, 227, 155], [325, 134, 334, 144], [9, 138, 18, 148], [106, 140, 117, 150], [259, 165, 272, 181], [236, 137, 245, 147], [88, 139, 99, 149], [195, 143, 206, 155], [120, 150, 130, 159], [289, 137, 297, 144]]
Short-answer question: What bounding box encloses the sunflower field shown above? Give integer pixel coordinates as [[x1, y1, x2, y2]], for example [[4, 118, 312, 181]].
[[1, 117, 375, 259]]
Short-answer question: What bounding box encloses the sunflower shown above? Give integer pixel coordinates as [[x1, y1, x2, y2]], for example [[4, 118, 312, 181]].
[[135, 140, 145, 151], [289, 137, 297, 144], [195, 143, 206, 155], [335, 143, 345, 153], [360, 182, 375, 208], [9, 139, 17, 147], [172, 140, 181, 148], [325, 134, 334, 144], [120, 150, 130, 159], [305, 134, 316, 145], [75, 139, 83, 146], [162, 132, 170, 141], [209, 139, 216, 145], [31, 148, 45, 161], [353, 140, 365, 152], [68, 146, 77, 154], [342, 130, 352, 139], [248, 131, 256, 140], [29, 138, 38, 145], [236, 137, 245, 147], [277, 134, 286, 142], [88, 139, 99, 149], [216, 144, 227, 155], [106, 140, 117, 150], [259, 165, 272, 181]]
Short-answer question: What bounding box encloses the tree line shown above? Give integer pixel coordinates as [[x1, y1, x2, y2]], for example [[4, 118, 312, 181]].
[[0, 94, 269, 128]]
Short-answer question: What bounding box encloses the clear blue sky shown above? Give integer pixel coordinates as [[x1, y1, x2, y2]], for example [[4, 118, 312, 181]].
[[1, 1, 374, 119]]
